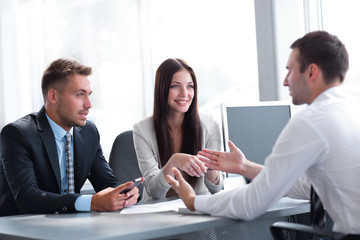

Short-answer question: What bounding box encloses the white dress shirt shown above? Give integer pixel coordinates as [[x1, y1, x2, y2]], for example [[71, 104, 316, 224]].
[[195, 86, 360, 234]]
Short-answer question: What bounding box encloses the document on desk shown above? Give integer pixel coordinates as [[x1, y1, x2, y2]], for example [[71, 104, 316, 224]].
[[120, 199, 186, 214]]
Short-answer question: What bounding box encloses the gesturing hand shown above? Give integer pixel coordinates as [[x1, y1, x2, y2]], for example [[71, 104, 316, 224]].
[[166, 167, 196, 211], [197, 140, 245, 174], [197, 141, 263, 179]]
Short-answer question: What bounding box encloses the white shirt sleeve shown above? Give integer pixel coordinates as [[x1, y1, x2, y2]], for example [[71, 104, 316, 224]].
[[195, 115, 328, 220], [286, 174, 311, 200]]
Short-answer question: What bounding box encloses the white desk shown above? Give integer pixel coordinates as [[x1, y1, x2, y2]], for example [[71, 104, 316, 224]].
[[0, 197, 309, 240]]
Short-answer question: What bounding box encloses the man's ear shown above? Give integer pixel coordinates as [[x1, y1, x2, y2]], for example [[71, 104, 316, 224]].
[[47, 89, 58, 104], [307, 63, 319, 84]]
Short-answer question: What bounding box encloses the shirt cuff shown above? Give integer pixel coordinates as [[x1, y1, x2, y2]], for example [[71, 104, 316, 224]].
[[75, 195, 93, 211], [194, 195, 210, 214]]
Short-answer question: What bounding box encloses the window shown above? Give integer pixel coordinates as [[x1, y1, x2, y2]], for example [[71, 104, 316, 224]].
[[321, 0, 360, 95], [1, 0, 258, 158], [40, 0, 144, 157], [148, 0, 259, 110]]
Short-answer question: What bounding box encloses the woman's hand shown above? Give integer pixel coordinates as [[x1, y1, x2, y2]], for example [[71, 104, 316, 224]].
[[163, 153, 207, 178]]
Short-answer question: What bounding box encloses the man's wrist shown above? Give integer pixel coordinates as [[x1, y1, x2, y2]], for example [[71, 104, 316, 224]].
[[185, 195, 196, 211]]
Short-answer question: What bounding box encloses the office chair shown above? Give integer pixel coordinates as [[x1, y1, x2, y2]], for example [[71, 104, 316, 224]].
[[109, 130, 143, 198], [270, 221, 360, 240], [270, 189, 360, 240]]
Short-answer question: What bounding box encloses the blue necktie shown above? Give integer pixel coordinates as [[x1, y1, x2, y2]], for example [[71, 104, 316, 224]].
[[65, 132, 75, 193]]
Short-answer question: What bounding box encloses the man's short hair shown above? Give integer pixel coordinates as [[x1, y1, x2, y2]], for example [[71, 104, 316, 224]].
[[291, 31, 349, 83], [41, 58, 92, 101]]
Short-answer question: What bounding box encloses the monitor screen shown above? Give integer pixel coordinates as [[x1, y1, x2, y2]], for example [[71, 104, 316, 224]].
[[221, 103, 291, 172]]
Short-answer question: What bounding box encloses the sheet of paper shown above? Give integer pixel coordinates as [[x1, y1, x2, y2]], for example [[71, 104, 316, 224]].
[[120, 199, 186, 214]]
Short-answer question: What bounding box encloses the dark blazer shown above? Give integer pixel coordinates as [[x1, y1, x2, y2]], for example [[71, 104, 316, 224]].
[[0, 107, 120, 216]]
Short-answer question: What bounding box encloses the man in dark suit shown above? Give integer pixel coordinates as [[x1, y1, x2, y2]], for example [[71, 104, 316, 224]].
[[0, 58, 139, 216]]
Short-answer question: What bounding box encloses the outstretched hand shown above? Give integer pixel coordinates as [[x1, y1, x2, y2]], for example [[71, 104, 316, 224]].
[[91, 181, 139, 212], [166, 167, 196, 211], [197, 140, 245, 174], [197, 141, 263, 179]]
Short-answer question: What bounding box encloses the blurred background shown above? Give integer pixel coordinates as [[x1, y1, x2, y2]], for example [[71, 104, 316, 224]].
[[1, 0, 359, 158]]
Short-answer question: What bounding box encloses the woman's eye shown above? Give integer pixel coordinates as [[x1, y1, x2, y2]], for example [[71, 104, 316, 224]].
[[170, 85, 179, 88]]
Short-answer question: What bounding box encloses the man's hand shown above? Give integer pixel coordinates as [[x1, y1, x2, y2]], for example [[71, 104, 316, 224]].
[[91, 182, 139, 212], [166, 167, 196, 211], [198, 141, 245, 174], [198, 141, 263, 179]]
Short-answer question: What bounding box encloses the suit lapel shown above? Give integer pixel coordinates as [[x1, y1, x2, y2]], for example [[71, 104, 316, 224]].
[[36, 107, 61, 190]]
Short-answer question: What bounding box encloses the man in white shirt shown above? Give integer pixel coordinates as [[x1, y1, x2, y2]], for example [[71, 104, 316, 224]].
[[166, 31, 360, 234]]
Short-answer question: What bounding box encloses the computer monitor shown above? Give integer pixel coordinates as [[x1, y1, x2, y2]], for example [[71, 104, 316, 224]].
[[221, 102, 292, 177]]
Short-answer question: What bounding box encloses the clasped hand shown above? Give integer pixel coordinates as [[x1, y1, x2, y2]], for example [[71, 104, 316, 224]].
[[164, 153, 207, 178]]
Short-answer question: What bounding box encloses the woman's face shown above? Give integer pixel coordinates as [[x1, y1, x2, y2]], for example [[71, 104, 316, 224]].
[[167, 69, 194, 115]]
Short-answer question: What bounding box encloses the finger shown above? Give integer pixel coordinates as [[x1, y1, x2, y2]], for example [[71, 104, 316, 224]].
[[194, 156, 208, 171], [199, 148, 220, 156], [172, 167, 186, 183], [197, 154, 219, 166], [124, 193, 139, 207], [197, 156, 220, 170], [184, 167, 195, 177], [188, 165, 201, 177], [188, 160, 202, 177], [198, 151, 219, 161], [192, 157, 207, 175], [114, 182, 134, 194], [166, 174, 179, 187], [228, 140, 238, 151], [125, 186, 139, 198], [179, 162, 195, 177], [204, 163, 220, 171]]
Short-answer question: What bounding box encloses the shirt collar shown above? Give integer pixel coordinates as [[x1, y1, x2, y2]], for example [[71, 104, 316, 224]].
[[311, 85, 343, 105], [45, 113, 74, 141]]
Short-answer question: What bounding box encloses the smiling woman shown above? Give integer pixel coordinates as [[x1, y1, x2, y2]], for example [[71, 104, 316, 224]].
[[133, 58, 225, 201]]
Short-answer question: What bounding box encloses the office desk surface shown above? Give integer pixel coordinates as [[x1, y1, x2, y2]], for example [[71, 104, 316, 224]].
[[0, 197, 309, 240]]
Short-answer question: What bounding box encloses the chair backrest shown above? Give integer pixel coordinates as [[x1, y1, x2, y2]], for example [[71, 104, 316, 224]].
[[109, 130, 143, 198]]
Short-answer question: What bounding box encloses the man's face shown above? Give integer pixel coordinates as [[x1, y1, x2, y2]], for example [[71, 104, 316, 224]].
[[283, 48, 311, 105], [55, 74, 92, 131]]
